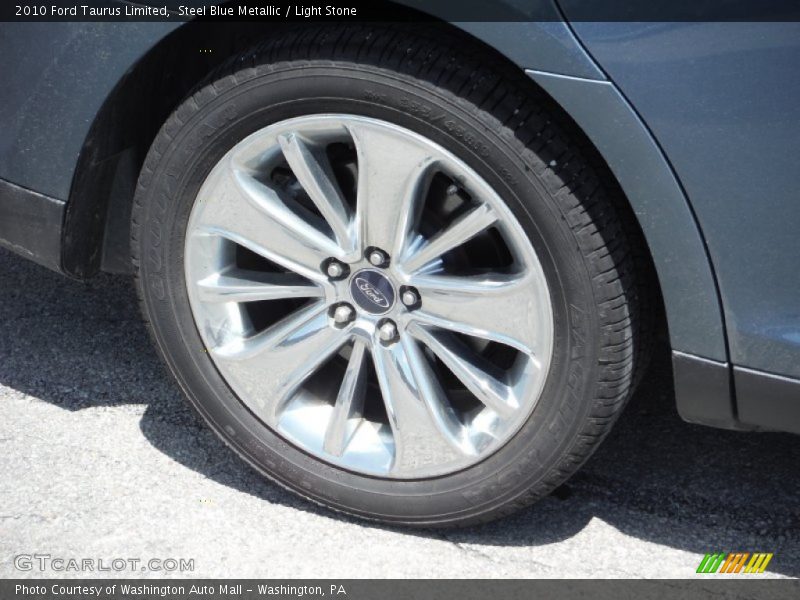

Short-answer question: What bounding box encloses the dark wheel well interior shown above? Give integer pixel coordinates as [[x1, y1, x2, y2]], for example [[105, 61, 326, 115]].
[[63, 21, 278, 277]]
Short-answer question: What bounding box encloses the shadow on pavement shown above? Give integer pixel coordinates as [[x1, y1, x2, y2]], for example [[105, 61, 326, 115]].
[[1, 248, 798, 577]]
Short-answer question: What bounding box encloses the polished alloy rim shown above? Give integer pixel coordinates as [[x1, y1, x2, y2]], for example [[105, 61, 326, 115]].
[[185, 115, 553, 478]]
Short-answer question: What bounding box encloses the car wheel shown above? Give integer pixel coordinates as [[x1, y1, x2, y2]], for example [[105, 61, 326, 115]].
[[132, 25, 645, 526]]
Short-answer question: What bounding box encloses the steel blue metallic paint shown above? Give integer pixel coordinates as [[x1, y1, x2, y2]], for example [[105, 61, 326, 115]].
[[526, 69, 727, 361], [0, 23, 177, 200], [565, 21, 800, 379], [455, 20, 605, 81]]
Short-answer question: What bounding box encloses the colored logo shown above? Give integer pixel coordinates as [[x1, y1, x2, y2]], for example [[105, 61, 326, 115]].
[[350, 269, 395, 314], [696, 552, 773, 574], [355, 278, 390, 308]]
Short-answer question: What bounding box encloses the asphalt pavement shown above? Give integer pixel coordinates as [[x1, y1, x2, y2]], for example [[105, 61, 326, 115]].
[[1, 247, 798, 580]]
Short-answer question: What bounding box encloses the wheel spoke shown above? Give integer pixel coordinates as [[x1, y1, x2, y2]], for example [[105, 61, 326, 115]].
[[410, 273, 541, 356], [197, 269, 323, 303], [372, 338, 469, 475], [323, 341, 368, 456], [278, 133, 354, 250], [401, 203, 498, 274], [211, 302, 349, 423], [348, 123, 436, 255], [407, 323, 517, 419], [195, 161, 342, 281]]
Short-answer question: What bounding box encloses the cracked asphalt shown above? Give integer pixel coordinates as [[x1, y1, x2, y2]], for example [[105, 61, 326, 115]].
[[1, 246, 799, 580]]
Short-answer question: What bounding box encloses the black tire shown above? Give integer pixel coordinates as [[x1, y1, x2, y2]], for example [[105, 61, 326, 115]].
[[132, 25, 646, 527]]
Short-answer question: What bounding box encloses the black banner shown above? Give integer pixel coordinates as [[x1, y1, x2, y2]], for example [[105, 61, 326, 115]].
[[3, 0, 800, 23], [3, 579, 800, 600]]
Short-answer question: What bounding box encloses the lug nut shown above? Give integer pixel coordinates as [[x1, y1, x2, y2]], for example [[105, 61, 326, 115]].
[[326, 260, 346, 279], [368, 249, 388, 267], [401, 289, 419, 308], [332, 304, 355, 325], [378, 320, 399, 343]]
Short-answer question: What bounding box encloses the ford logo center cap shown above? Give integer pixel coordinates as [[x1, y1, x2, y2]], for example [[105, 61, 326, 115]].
[[350, 269, 396, 314]]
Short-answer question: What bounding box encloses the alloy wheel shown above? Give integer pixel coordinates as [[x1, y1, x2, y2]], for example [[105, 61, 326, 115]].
[[184, 115, 554, 478]]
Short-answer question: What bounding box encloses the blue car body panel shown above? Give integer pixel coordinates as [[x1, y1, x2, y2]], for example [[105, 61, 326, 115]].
[[526, 69, 727, 362], [0, 22, 177, 201], [566, 21, 800, 380]]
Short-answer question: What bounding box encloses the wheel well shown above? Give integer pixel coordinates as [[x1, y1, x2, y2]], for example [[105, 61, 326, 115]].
[[65, 19, 666, 360], [63, 21, 282, 276]]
